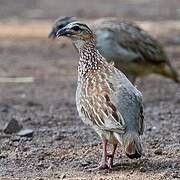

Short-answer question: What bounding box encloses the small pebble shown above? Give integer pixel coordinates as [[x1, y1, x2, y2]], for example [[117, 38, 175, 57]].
[[130, 170, 134, 174], [172, 172, 179, 178], [54, 134, 65, 141], [154, 148, 163, 155], [0, 154, 6, 159], [17, 129, 34, 137], [4, 118, 23, 134], [99, 178, 104, 180], [81, 161, 90, 167], [139, 166, 146, 172], [61, 173, 66, 179], [37, 161, 44, 167], [146, 127, 152, 131], [12, 136, 21, 142]]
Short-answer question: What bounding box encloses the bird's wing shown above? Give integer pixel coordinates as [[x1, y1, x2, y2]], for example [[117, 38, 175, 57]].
[[108, 67, 144, 135], [79, 66, 144, 134], [94, 19, 168, 64]]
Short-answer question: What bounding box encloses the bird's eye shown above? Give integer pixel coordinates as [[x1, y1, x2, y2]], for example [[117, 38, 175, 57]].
[[57, 25, 63, 30], [72, 26, 80, 31]]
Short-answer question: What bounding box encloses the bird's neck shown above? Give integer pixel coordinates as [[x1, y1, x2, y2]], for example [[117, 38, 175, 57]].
[[75, 39, 105, 79]]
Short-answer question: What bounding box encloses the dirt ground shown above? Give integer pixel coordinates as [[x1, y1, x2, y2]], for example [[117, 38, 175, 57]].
[[0, 0, 180, 179]]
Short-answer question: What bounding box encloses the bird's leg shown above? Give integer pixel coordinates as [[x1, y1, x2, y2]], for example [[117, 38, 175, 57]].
[[100, 139, 108, 168], [107, 144, 117, 168], [90, 139, 109, 171]]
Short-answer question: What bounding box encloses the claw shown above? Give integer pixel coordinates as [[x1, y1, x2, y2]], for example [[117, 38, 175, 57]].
[[88, 163, 109, 171], [107, 144, 117, 168], [87, 141, 117, 171], [107, 155, 113, 169]]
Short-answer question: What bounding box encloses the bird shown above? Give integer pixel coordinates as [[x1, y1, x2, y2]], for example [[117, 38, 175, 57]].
[[55, 20, 144, 170], [49, 17, 179, 83]]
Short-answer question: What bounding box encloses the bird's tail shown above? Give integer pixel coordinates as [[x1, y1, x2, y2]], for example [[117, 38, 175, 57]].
[[158, 62, 179, 83], [122, 132, 143, 159]]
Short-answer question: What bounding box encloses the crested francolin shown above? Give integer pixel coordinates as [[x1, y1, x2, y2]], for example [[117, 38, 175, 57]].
[[49, 17, 179, 83], [54, 20, 144, 170]]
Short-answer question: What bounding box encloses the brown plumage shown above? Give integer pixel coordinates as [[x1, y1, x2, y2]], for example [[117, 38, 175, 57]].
[[55, 21, 144, 170]]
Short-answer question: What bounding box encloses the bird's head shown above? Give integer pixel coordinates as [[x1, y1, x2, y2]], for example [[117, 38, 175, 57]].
[[56, 21, 95, 49], [48, 16, 77, 39]]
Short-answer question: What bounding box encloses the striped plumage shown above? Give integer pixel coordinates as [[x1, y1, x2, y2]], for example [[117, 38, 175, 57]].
[[55, 21, 144, 170], [49, 17, 179, 83]]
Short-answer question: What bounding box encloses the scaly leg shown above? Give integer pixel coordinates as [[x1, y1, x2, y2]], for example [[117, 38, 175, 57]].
[[107, 144, 117, 168], [90, 139, 109, 171]]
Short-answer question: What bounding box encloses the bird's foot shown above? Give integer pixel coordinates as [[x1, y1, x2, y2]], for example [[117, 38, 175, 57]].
[[107, 154, 114, 169], [88, 162, 109, 171]]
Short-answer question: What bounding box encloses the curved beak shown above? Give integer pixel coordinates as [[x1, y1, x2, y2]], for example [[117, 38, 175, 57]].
[[56, 27, 68, 37], [48, 28, 57, 39]]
